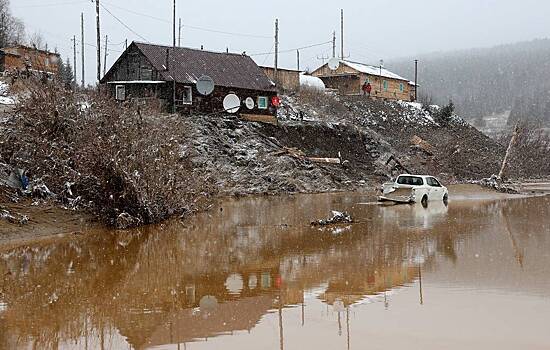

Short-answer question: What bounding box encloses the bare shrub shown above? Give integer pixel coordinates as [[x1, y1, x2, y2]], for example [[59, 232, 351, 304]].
[[1, 78, 214, 227]]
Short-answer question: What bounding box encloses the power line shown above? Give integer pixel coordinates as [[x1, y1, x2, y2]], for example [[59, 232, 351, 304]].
[[99, 3, 149, 42], [249, 40, 332, 57], [101, 1, 271, 39]]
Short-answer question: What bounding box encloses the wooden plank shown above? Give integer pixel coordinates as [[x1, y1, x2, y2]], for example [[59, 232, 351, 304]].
[[307, 157, 341, 164], [240, 113, 279, 126]]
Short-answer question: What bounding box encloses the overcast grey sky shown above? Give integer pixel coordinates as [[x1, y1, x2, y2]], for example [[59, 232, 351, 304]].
[[11, 0, 550, 84]]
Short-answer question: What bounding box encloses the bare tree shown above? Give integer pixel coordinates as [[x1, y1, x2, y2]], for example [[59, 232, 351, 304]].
[[28, 31, 47, 50], [0, 0, 25, 47]]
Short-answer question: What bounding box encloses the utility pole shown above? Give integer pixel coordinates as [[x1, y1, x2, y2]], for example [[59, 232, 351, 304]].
[[178, 18, 182, 47], [340, 9, 344, 60], [379, 59, 384, 94], [125, 39, 128, 50], [414, 59, 419, 101], [173, 0, 176, 47], [81, 12, 85, 88], [72, 35, 77, 87], [103, 35, 108, 77], [274, 18, 279, 84], [296, 50, 300, 71], [96, 0, 101, 82], [332, 31, 336, 58]]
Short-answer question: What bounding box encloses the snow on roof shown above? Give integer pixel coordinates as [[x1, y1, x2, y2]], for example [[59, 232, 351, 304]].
[[340, 60, 410, 82]]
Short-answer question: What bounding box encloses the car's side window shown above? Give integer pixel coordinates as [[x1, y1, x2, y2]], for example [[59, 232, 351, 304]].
[[428, 178, 442, 187]]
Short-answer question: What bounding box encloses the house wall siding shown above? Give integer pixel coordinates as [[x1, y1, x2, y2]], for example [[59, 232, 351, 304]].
[[262, 67, 300, 91], [1, 47, 60, 75]]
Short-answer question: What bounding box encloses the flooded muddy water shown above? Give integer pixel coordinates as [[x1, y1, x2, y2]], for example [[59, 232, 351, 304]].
[[1, 191, 550, 349]]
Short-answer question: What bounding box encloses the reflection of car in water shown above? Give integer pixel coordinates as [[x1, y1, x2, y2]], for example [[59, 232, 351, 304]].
[[379, 174, 449, 205], [379, 200, 449, 229]]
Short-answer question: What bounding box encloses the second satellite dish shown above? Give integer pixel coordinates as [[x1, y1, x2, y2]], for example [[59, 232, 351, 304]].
[[196, 75, 215, 95], [223, 94, 241, 114], [328, 57, 340, 71], [245, 97, 255, 110]]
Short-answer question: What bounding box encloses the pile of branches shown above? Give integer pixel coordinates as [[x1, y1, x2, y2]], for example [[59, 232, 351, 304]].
[[0, 78, 214, 228]]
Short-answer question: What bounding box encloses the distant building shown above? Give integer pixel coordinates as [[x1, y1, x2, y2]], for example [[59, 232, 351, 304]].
[[101, 42, 278, 116], [261, 66, 301, 91], [310, 60, 416, 101], [0, 45, 60, 76]]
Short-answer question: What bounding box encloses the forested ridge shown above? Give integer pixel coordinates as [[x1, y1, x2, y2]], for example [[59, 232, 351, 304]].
[[390, 39, 550, 126]]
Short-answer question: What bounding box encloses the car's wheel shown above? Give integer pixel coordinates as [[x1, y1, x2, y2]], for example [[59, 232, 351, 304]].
[[443, 193, 449, 205], [421, 195, 429, 207]]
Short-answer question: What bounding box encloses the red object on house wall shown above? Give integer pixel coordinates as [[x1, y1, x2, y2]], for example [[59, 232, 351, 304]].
[[271, 96, 281, 107]]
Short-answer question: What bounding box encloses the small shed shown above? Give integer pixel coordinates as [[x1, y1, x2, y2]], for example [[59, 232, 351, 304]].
[[101, 42, 278, 116], [311, 60, 415, 101], [261, 66, 300, 91]]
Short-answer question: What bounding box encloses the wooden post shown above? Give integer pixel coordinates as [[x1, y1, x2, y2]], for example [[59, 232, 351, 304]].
[[332, 31, 336, 58], [96, 0, 101, 82], [103, 35, 108, 77], [178, 18, 182, 47], [173, 0, 176, 47], [81, 13, 85, 88], [72, 35, 77, 87], [499, 123, 521, 179], [340, 9, 344, 60], [274, 18, 279, 85], [414, 59, 418, 101]]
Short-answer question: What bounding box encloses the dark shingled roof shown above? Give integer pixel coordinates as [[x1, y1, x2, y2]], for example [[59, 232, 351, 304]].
[[134, 42, 275, 91]]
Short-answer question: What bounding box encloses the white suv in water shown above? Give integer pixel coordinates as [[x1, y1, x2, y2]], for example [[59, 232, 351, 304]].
[[379, 174, 449, 205]]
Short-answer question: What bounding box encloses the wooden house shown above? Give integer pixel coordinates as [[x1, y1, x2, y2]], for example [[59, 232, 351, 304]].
[[101, 42, 278, 116], [261, 66, 300, 91], [0, 45, 60, 76], [311, 60, 416, 101]]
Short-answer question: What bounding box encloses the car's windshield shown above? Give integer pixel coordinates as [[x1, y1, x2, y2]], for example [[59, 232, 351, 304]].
[[397, 176, 424, 186]]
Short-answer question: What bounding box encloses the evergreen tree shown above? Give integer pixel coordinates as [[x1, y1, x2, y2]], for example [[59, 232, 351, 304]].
[[57, 57, 75, 88]]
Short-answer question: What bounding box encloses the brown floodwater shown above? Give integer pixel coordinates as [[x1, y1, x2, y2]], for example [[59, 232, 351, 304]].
[[1, 191, 550, 350]]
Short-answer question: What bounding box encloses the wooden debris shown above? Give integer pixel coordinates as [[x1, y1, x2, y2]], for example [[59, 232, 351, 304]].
[[410, 135, 435, 155], [240, 113, 279, 126], [272, 147, 341, 165]]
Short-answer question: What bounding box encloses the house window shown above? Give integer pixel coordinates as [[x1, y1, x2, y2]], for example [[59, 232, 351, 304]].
[[399, 83, 404, 92], [258, 96, 268, 109], [115, 85, 126, 101], [383, 80, 388, 91], [182, 86, 192, 105]]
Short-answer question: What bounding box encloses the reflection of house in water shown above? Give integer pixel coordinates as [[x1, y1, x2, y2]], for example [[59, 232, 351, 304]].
[[141, 295, 274, 349], [319, 265, 420, 307]]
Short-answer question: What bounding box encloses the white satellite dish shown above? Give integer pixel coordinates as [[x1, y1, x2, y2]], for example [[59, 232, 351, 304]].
[[223, 94, 241, 113], [245, 97, 255, 110], [328, 57, 340, 71], [196, 75, 215, 95]]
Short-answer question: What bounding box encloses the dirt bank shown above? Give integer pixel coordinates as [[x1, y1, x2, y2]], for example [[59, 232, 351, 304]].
[[0, 81, 538, 238]]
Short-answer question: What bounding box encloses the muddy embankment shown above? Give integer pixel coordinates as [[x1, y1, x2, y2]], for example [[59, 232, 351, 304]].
[[1, 83, 544, 243]]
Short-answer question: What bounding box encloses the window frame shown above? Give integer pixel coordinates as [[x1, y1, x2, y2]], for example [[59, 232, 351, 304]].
[[115, 85, 126, 101], [399, 83, 404, 92], [257, 96, 268, 110], [182, 85, 193, 105], [397, 176, 424, 186], [427, 177, 442, 188], [383, 80, 388, 91]]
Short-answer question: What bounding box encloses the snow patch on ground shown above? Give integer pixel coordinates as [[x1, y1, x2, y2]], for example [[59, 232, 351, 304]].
[[0, 81, 16, 105]]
